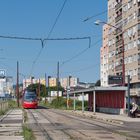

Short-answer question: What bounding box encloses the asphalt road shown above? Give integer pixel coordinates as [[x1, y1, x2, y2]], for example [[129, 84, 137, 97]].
[[25, 106, 140, 140]]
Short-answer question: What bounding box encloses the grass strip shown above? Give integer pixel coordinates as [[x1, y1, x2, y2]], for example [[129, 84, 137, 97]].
[[22, 125, 36, 140]]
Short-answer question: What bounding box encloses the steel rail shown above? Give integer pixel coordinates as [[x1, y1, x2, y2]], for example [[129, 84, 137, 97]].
[[44, 109, 140, 139], [36, 109, 78, 140], [0, 109, 13, 122], [27, 109, 53, 140]]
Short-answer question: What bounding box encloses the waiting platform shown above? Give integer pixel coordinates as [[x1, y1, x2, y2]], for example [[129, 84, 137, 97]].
[[0, 109, 24, 140]]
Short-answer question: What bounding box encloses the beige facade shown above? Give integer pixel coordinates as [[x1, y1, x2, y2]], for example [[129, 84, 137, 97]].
[[23, 77, 45, 89], [48, 77, 57, 87], [23, 76, 79, 89], [106, 0, 140, 96], [60, 78, 67, 89], [60, 77, 79, 89], [101, 24, 109, 86]]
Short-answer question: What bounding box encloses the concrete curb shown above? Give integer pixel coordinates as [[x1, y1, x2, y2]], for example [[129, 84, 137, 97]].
[[64, 110, 124, 125]]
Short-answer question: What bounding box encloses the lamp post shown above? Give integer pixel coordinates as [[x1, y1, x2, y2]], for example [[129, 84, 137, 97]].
[[95, 20, 125, 86]]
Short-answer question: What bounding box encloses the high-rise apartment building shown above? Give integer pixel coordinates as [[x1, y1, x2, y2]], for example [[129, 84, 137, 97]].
[[103, 0, 140, 96]]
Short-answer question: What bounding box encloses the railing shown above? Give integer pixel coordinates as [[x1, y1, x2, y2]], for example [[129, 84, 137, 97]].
[[138, 44, 140, 50], [138, 59, 140, 65], [138, 30, 140, 36], [115, 14, 122, 23], [116, 39, 123, 47], [115, 2, 122, 10], [130, 88, 140, 96], [115, 64, 122, 71], [138, 15, 140, 21], [115, 26, 122, 35], [138, 73, 140, 80], [138, 2, 140, 7], [116, 54, 123, 59]]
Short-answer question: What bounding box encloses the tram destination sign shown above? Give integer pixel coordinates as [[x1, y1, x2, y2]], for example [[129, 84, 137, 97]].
[[108, 75, 123, 85]]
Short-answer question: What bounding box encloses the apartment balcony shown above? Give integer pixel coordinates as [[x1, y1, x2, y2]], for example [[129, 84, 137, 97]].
[[138, 44, 140, 50], [116, 53, 123, 59], [115, 26, 122, 35], [138, 59, 140, 65], [138, 14, 140, 21], [115, 65, 122, 71], [130, 88, 140, 96], [115, 14, 122, 23], [138, 2, 140, 7], [116, 39, 123, 47], [115, 2, 122, 11], [138, 30, 140, 36], [138, 73, 140, 80]]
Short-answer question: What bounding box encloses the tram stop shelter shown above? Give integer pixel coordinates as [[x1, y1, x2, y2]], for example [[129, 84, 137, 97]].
[[69, 86, 127, 115]]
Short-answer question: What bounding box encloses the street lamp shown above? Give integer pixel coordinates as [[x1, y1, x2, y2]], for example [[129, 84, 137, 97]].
[[95, 20, 125, 86]]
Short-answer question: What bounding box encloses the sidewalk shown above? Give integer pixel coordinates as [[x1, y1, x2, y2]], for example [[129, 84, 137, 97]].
[[65, 110, 140, 124], [0, 109, 24, 140]]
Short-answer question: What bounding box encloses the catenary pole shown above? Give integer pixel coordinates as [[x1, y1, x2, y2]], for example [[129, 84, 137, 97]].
[[16, 61, 19, 107]]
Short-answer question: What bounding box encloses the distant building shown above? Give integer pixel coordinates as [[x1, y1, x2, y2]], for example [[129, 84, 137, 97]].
[[48, 77, 57, 87], [0, 69, 13, 97], [23, 77, 45, 89], [5, 76, 13, 94], [60, 78, 67, 89], [48, 76, 79, 89], [50, 91, 62, 97], [60, 76, 79, 89]]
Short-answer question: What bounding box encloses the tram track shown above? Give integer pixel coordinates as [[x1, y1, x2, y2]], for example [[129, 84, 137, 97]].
[[36, 109, 90, 140], [0, 109, 13, 122], [27, 109, 78, 140], [26, 109, 53, 140], [25, 107, 140, 140], [42, 108, 140, 140]]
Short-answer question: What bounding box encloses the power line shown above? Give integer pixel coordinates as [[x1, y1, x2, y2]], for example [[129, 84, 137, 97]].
[[61, 47, 89, 66], [0, 35, 42, 41], [30, 0, 68, 76], [0, 35, 91, 60], [60, 63, 99, 75], [60, 38, 101, 66], [29, 47, 44, 76], [83, 10, 107, 22], [0, 33, 92, 78], [29, 36, 91, 76], [0, 61, 28, 78], [48, 38, 101, 77], [46, 0, 68, 41], [0, 34, 91, 76], [83, 1, 129, 22]]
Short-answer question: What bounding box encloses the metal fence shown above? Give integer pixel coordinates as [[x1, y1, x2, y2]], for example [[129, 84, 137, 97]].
[[0, 101, 8, 112]]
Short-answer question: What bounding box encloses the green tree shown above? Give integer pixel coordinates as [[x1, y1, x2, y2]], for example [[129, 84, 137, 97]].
[[26, 84, 65, 97], [46, 86, 64, 92], [26, 83, 47, 97]]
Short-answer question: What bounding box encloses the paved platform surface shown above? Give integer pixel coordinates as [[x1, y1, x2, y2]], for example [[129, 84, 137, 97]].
[[65, 110, 140, 124], [0, 109, 24, 140]]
